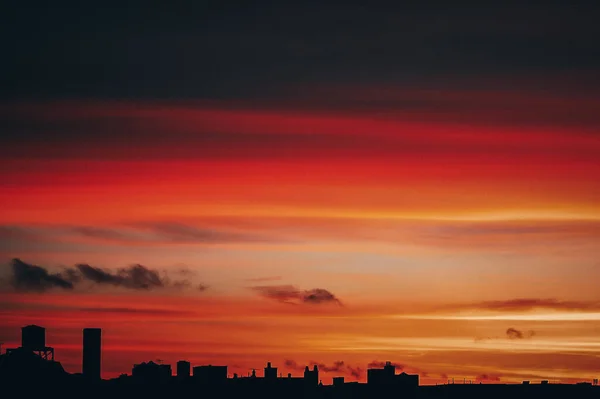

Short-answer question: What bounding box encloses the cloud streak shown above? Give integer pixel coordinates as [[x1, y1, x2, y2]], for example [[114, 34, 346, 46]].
[[80, 307, 195, 316], [251, 285, 343, 306], [471, 298, 600, 312]]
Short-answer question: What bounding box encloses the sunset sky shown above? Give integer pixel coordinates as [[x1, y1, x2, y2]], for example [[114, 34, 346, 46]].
[[1, 3, 600, 385]]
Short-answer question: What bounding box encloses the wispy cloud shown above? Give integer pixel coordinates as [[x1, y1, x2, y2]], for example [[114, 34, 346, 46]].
[[475, 373, 502, 382], [245, 276, 282, 283], [80, 307, 195, 316]]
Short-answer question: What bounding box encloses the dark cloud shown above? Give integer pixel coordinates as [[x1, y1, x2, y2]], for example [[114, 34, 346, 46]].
[[2, 258, 208, 293], [251, 285, 342, 306], [302, 289, 342, 305], [9, 258, 74, 292], [506, 328, 535, 340], [196, 284, 209, 292], [77, 264, 164, 290]]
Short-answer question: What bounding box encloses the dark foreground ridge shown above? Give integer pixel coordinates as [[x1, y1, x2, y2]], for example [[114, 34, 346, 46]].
[[0, 325, 598, 399]]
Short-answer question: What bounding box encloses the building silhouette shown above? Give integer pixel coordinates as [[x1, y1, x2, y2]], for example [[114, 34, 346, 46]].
[[132, 361, 172, 382], [82, 328, 101, 379], [304, 365, 319, 387], [333, 376, 345, 386], [264, 362, 277, 380], [177, 360, 191, 378], [18, 325, 54, 360], [367, 361, 418, 389], [193, 364, 228, 384]]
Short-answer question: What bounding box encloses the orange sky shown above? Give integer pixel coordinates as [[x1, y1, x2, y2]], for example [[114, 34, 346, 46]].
[[1, 98, 599, 384]]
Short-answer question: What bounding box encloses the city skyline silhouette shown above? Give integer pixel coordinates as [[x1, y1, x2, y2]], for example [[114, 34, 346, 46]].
[[1, 324, 598, 399]]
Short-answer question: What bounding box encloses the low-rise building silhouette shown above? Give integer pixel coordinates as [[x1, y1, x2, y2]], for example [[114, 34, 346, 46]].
[[193, 364, 228, 384], [132, 361, 172, 382], [367, 361, 418, 389], [333, 376, 345, 386]]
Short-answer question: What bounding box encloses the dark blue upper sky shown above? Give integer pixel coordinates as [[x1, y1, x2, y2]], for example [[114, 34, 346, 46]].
[[1, 2, 599, 100]]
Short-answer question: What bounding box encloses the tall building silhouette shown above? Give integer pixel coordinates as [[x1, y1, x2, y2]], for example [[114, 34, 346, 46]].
[[82, 328, 101, 379], [177, 360, 191, 378]]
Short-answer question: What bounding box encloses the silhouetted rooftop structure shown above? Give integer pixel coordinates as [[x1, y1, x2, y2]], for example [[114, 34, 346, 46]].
[[0, 347, 66, 382], [21, 325, 45, 350]]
